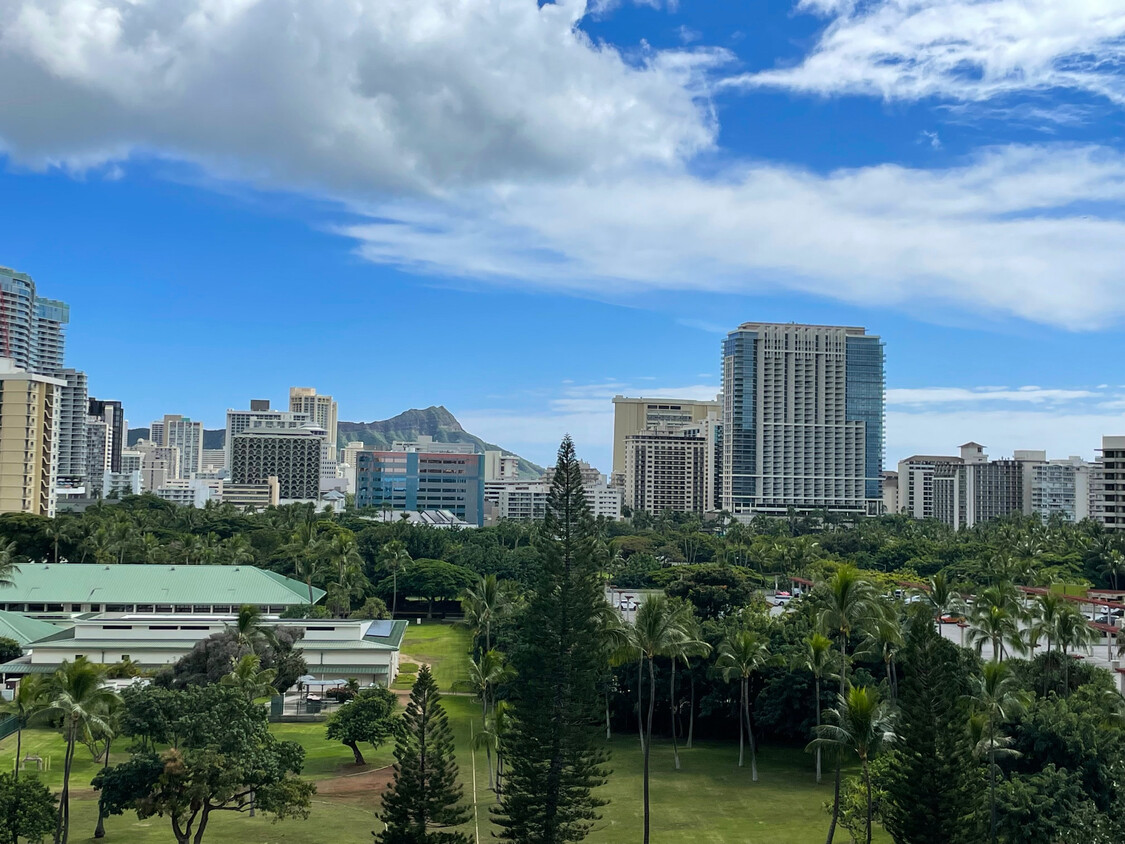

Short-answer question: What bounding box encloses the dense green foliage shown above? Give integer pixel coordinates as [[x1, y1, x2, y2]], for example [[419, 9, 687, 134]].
[[324, 687, 397, 765], [0, 773, 56, 844], [95, 684, 314, 844]]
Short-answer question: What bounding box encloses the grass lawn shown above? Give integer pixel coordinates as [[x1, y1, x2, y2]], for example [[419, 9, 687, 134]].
[[396, 620, 472, 692], [0, 623, 890, 843]]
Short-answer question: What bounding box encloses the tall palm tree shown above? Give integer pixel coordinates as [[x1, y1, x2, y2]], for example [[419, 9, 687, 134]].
[[817, 565, 880, 695], [1029, 591, 1066, 655], [716, 628, 772, 780], [92, 696, 123, 839], [460, 574, 509, 652], [797, 632, 834, 784], [287, 522, 323, 605], [3, 674, 44, 797], [1099, 549, 1125, 591], [35, 659, 120, 844], [473, 699, 512, 794], [1054, 605, 1097, 691], [666, 610, 709, 770], [0, 540, 20, 588], [967, 589, 1024, 663], [966, 661, 1029, 844], [858, 614, 904, 702], [626, 595, 695, 844], [463, 649, 513, 720], [320, 533, 368, 615], [808, 685, 895, 844], [378, 540, 412, 618]]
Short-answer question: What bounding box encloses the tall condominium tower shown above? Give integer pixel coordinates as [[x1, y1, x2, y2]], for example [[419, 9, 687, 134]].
[[0, 266, 70, 375], [56, 369, 89, 485], [721, 322, 885, 517], [0, 360, 65, 516], [161, 414, 204, 478], [289, 387, 338, 451], [89, 398, 125, 473]]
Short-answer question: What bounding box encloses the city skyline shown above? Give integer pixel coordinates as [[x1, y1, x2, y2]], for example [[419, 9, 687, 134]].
[[3, 2, 1125, 473]]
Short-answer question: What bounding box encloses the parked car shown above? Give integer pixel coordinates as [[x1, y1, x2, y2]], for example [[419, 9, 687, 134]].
[[939, 614, 966, 624]]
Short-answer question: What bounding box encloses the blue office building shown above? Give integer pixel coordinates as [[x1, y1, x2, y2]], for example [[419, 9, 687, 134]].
[[721, 323, 885, 517], [355, 446, 485, 527]]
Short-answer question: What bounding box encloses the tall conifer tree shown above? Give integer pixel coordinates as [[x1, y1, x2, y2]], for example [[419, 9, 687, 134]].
[[881, 610, 981, 844], [494, 436, 609, 843], [376, 665, 470, 844]]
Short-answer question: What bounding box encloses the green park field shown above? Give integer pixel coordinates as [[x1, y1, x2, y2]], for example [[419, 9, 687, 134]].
[[0, 621, 883, 843]]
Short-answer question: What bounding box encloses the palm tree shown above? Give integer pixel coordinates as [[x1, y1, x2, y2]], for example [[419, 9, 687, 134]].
[[817, 565, 880, 695], [227, 604, 276, 657], [220, 654, 279, 700], [4, 675, 44, 788], [626, 595, 695, 844], [966, 661, 1029, 844], [473, 699, 512, 794], [858, 614, 903, 702], [287, 522, 323, 605], [967, 584, 1025, 662], [0, 540, 19, 589], [379, 540, 412, 618], [320, 533, 368, 615], [797, 632, 834, 784], [1054, 605, 1097, 691], [1029, 591, 1065, 655], [716, 628, 772, 780], [463, 649, 512, 720], [916, 572, 963, 629], [808, 686, 896, 844], [42, 518, 73, 564], [91, 696, 123, 839], [35, 659, 121, 844], [666, 611, 709, 770], [460, 574, 509, 652], [1099, 549, 1125, 591]]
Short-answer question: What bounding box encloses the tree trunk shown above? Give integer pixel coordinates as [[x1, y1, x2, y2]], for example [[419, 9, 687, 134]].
[[427, 596, 434, 619], [637, 657, 645, 752], [346, 740, 366, 766], [825, 755, 842, 844], [744, 679, 758, 782], [687, 671, 696, 750], [94, 736, 111, 838], [307, 578, 314, 606], [989, 728, 997, 844], [863, 758, 872, 844], [192, 806, 211, 844], [737, 680, 745, 768], [605, 689, 611, 741], [392, 569, 398, 618], [814, 677, 822, 785], [670, 661, 680, 770], [55, 729, 75, 844], [14, 724, 20, 783], [485, 742, 495, 791], [644, 656, 656, 844]]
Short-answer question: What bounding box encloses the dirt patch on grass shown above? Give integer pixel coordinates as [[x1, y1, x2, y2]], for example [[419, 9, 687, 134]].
[[316, 764, 394, 804]]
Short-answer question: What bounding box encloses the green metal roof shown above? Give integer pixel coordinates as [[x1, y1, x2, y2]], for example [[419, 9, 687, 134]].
[[0, 612, 61, 646], [364, 620, 408, 650], [303, 664, 390, 675], [0, 564, 324, 607]]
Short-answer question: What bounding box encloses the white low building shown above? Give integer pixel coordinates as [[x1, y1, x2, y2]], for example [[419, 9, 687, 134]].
[[1, 615, 407, 688]]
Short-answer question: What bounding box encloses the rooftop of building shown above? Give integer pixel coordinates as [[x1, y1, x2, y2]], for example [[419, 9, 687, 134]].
[[1, 564, 324, 606], [899, 455, 964, 464], [732, 322, 874, 336], [0, 611, 61, 645]]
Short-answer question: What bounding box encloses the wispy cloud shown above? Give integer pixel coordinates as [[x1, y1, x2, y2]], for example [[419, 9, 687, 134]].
[[888, 386, 1100, 406], [737, 1, 1125, 113]]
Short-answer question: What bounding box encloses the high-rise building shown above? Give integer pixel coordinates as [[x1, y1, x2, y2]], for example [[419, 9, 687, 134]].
[[1097, 437, 1125, 531], [625, 428, 710, 515], [721, 322, 885, 517], [85, 417, 110, 495], [225, 400, 310, 468], [229, 426, 323, 501], [149, 419, 165, 447], [355, 443, 484, 526], [611, 395, 721, 487], [289, 387, 338, 451], [1027, 456, 1090, 523], [0, 266, 69, 376], [881, 471, 900, 515], [89, 398, 125, 473], [161, 415, 203, 478], [484, 450, 521, 482], [897, 454, 964, 519], [0, 360, 64, 516], [56, 369, 88, 485]]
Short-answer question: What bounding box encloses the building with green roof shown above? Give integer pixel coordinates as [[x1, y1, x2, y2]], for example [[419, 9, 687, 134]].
[[0, 611, 60, 646], [0, 564, 324, 616]]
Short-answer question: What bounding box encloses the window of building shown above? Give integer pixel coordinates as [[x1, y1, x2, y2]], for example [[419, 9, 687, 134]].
[[101, 625, 132, 630]]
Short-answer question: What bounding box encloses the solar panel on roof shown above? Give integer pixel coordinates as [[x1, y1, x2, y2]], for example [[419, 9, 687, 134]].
[[367, 620, 394, 637]]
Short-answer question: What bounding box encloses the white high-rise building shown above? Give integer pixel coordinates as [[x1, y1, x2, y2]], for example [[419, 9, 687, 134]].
[[161, 415, 203, 479], [721, 323, 885, 517], [0, 266, 69, 376], [289, 387, 338, 451], [625, 427, 710, 515], [225, 400, 310, 468], [56, 369, 88, 485]]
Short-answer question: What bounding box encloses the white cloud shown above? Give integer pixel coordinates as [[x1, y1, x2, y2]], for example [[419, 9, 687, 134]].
[[887, 409, 1120, 464], [0, 0, 725, 192], [344, 145, 1125, 329], [739, 0, 1125, 108], [888, 386, 1099, 406]]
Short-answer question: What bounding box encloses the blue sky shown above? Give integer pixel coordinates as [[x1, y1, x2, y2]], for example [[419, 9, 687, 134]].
[[2, 0, 1124, 473]]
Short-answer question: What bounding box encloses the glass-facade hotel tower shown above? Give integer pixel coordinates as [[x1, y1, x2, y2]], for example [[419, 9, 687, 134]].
[[721, 323, 885, 517]]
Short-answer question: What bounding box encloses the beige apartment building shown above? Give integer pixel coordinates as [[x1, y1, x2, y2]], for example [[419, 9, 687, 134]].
[[611, 395, 720, 487], [0, 360, 64, 516]]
